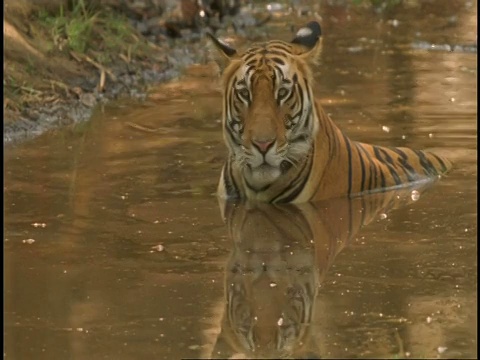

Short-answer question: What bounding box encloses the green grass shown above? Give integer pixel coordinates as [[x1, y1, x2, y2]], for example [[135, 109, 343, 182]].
[[37, 0, 146, 59]]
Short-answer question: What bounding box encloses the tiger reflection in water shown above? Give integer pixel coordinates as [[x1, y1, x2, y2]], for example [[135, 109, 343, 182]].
[[203, 185, 432, 359]]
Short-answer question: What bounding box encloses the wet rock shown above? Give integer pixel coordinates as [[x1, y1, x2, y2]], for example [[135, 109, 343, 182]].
[[80, 93, 97, 108]]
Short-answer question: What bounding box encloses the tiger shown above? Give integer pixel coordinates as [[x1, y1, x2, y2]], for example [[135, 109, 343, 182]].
[[203, 185, 432, 359], [207, 21, 452, 203]]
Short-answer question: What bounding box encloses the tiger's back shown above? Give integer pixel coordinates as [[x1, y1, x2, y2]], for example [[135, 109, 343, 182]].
[[304, 102, 452, 202], [208, 21, 452, 203]]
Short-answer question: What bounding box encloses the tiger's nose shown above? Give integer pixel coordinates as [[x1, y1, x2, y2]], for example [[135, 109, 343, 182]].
[[252, 138, 275, 154]]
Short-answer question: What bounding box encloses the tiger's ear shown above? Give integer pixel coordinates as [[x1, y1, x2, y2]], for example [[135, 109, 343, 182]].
[[206, 32, 238, 71], [291, 21, 323, 64]]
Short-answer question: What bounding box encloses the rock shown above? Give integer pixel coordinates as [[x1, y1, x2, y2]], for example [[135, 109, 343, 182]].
[[80, 93, 97, 108]]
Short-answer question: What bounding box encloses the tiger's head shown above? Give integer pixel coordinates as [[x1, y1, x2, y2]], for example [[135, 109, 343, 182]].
[[207, 22, 323, 192]]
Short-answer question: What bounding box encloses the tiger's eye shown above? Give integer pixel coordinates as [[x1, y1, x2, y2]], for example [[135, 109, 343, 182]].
[[238, 88, 249, 99], [277, 88, 289, 99]]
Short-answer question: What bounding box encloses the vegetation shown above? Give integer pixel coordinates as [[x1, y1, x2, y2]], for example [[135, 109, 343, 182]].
[[4, 0, 155, 115], [36, 0, 146, 59]]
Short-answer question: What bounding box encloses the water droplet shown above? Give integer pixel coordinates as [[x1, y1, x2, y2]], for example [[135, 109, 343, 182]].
[[277, 317, 283, 326], [151, 244, 164, 252], [426, 316, 432, 323], [437, 346, 448, 354], [379, 213, 388, 220], [411, 190, 420, 201], [31, 222, 47, 228]]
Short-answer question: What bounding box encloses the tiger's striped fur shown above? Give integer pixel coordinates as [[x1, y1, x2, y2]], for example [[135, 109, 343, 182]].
[[207, 21, 452, 203]]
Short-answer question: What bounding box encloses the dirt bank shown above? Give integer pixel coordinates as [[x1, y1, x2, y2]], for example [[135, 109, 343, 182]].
[[4, 0, 266, 144]]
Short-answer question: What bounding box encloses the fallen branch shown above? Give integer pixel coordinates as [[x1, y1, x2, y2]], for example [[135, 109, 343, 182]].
[[70, 51, 117, 82], [125, 121, 175, 134]]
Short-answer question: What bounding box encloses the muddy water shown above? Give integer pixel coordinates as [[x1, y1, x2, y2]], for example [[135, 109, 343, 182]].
[[4, 2, 477, 359]]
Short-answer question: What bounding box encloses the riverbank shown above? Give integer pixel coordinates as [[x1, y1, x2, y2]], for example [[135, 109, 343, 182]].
[[4, 0, 265, 144]]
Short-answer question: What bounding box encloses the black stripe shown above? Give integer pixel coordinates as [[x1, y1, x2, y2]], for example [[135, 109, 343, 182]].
[[243, 53, 258, 63], [301, 105, 312, 131], [327, 120, 339, 158], [265, 50, 291, 56], [272, 57, 285, 65], [297, 82, 304, 107], [356, 144, 375, 191], [430, 152, 448, 173], [236, 77, 246, 86], [378, 168, 386, 188], [265, 43, 292, 53], [272, 146, 314, 203], [341, 132, 353, 196], [355, 143, 366, 192], [223, 161, 240, 199], [374, 146, 402, 185], [414, 150, 436, 176], [303, 77, 309, 88], [360, 196, 367, 226], [372, 163, 377, 189], [347, 195, 354, 241], [225, 123, 242, 147], [276, 163, 311, 203], [388, 147, 418, 182], [284, 89, 295, 103], [378, 147, 395, 165]]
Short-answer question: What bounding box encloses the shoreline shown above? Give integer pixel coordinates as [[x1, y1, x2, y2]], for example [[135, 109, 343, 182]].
[[4, 41, 210, 145], [3, 0, 253, 146]]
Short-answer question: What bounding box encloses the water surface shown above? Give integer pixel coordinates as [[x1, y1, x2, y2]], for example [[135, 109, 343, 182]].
[[4, 1, 477, 359]]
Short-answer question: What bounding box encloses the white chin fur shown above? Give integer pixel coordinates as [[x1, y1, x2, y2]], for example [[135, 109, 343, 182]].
[[245, 165, 281, 189]]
